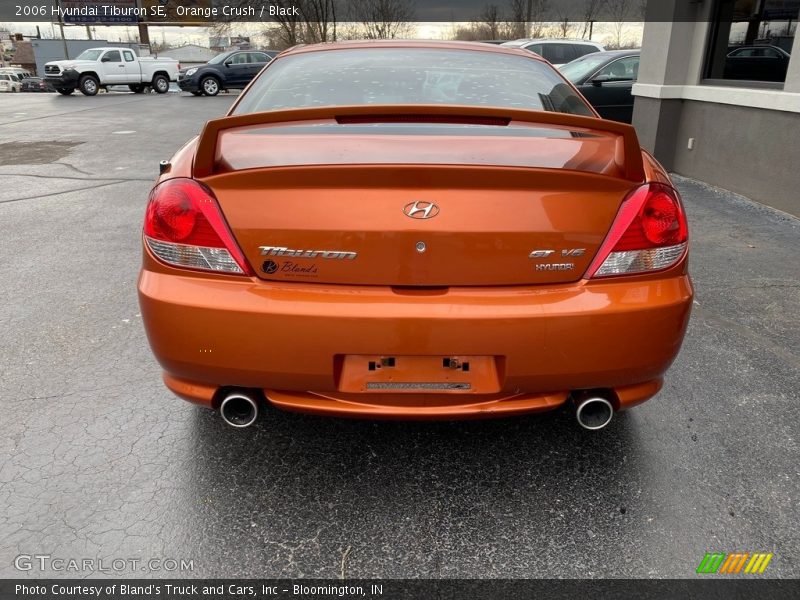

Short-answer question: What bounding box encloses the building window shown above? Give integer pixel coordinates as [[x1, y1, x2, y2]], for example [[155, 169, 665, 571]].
[[705, 0, 797, 85]]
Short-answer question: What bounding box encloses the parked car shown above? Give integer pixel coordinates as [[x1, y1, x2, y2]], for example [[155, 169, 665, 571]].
[[43, 47, 180, 96], [501, 38, 605, 67], [138, 41, 692, 430], [20, 77, 55, 93], [0, 73, 21, 92], [724, 45, 790, 82], [177, 50, 278, 96], [560, 50, 640, 123], [0, 67, 33, 81]]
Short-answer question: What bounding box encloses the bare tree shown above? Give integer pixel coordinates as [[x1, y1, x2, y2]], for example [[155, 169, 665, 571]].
[[450, 19, 519, 41], [606, 0, 632, 48], [348, 0, 416, 39], [450, 24, 486, 41], [553, 18, 574, 38], [580, 0, 606, 39], [526, 0, 550, 38], [270, 0, 304, 47], [479, 3, 502, 39], [503, 0, 549, 38], [506, 0, 527, 38], [206, 20, 234, 46], [299, 0, 338, 43], [637, 0, 648, 20], [551, 2, 577, 38], [203, 0, 338, 49], [607, 0, 632, 22]]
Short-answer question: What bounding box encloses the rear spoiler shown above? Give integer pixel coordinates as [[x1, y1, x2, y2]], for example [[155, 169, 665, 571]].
[[193, 104, 645, 182]]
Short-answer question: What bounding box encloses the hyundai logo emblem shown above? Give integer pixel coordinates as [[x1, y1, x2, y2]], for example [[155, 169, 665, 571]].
[[403, 201, 440, 219]]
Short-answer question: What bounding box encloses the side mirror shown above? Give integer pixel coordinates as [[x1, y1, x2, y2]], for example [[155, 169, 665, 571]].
[[224, 60, 233, 67], [590, 74, 611, 86], [101, 56, 111, 63]]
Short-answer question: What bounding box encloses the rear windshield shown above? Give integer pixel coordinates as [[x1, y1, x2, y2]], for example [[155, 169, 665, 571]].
[[233, 48, 593, 117]]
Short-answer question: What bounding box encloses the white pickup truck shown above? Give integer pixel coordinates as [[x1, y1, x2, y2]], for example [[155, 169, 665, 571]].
[[43, 47, 180, 96]]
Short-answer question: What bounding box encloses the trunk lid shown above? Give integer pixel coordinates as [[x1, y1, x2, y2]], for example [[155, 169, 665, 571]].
[[196, 109, 642, 286]]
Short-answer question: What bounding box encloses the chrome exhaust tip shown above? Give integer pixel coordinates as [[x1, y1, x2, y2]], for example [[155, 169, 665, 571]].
[[575, 396, 614, 431], [219, 392, 259, 428]]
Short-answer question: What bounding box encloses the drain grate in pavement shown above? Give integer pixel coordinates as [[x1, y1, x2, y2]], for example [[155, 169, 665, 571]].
[[0, 141, 82, 166]]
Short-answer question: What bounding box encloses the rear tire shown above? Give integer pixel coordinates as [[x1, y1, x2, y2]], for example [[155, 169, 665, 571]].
[[200, 76, 220, 97], [152, 74, 170, 94], [79, 75, 99, 96], [129, 84, 145, 94], [56, 88, 74, 96]]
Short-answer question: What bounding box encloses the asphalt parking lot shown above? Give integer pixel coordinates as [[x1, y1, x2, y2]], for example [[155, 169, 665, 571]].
[[0, 92, 798, 579]]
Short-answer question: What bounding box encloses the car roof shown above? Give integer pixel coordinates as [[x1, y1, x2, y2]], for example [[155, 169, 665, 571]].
[[278, 39, 547, 63], [729, 44, 789, 54], [502, 38, 603, 46], [581, 49, 640, 57]]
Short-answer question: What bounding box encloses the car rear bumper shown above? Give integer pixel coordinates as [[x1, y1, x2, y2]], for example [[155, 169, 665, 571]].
[[139, 260, 693, 419]]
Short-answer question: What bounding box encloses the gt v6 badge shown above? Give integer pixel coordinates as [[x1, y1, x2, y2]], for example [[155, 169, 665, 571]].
[[260, 246, 357, 260], [529, 248, 586, 258]]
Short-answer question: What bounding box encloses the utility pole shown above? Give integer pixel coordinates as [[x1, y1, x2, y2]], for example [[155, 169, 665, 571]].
[[138, 22, 151, 48], [134, 0, 151, 51], [56, 0, 69, 59]]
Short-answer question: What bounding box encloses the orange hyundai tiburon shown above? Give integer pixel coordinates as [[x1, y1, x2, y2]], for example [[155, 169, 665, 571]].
[[138, 41, 692, 429]]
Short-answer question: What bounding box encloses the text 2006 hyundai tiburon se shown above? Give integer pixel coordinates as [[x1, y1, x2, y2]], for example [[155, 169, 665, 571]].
[[138, 41, 692, 430]]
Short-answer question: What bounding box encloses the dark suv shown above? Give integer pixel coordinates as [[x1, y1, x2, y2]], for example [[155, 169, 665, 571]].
[[178, 49, 278, 96]]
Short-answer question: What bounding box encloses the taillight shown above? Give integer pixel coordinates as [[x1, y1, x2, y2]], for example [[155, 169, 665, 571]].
[[143, 178, 252, 275], [586, 182, 688, 278]]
